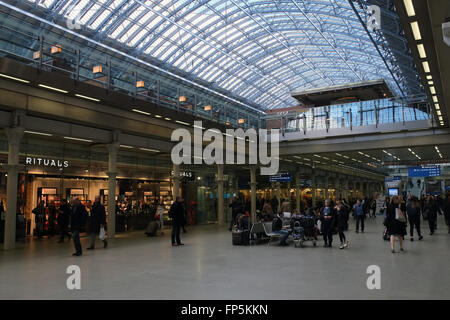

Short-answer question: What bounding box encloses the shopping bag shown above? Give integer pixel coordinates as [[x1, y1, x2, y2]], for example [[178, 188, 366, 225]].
[[99, 227, 106, 240], [395, 208, 406, 223]]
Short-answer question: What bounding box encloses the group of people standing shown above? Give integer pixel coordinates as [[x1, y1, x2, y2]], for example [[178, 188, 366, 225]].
[[32, 196, 107, 256], [228, 191, 450, 253]]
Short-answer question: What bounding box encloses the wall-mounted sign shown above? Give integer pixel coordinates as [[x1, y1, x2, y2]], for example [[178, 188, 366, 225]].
[[269, 172, 291, 182], [408, 166, 440, 177], [171, 170, 195, 181], [25, 157, 69, 168]]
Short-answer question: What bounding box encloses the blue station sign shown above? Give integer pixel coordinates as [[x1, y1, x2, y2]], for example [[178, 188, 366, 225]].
[[408, 166, 440, 177], [269, 172, 292, 182]]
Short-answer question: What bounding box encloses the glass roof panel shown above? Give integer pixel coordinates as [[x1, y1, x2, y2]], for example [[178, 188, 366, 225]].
[[23, 0, 420, 110]]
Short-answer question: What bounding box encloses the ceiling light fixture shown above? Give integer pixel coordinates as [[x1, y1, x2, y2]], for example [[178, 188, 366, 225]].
[[410, 21, 422, 40]]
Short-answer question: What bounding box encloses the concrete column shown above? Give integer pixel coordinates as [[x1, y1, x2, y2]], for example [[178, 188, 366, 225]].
[[311, 170, 317, 207], [107, 143, 119, 239], [172, 163, 180, 199], [4, 127, 24, 250], [217, 164, 224, 226], [295, 172, 301, 211], [276, 182, 281, 212], [250, 166, 257, 224]]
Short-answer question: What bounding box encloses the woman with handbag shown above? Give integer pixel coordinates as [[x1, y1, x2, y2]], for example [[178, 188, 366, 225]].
[[424, 195, 438, 235], [385, 196, 407, 253]]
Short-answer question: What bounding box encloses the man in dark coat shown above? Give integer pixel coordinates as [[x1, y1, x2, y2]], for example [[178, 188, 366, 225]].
[[228, 197, 243, 231], [71, 198, 87, 256], [87, 196, 107, 250], [57, 199, 71, 243], [169, 196, 185, 246], [320, 199, 336, 247]]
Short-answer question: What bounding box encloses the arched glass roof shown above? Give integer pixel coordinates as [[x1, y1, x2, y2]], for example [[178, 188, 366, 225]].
[[25, 0, 413, 110]]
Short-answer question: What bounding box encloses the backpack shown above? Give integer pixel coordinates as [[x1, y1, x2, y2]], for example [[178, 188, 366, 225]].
[[272, 216, 282, 232]]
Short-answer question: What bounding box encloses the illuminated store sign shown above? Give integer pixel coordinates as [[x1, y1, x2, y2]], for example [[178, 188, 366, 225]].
[[25, 157, 69, 168]]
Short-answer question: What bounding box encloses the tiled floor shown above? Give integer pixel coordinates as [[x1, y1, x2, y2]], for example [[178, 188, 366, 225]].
[[1, 217, 449, 300]]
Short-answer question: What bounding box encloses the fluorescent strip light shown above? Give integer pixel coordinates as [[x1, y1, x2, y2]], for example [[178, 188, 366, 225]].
[[426, 75, 432, 80], [417, 44, 426, 58], [24, 130, 52, 136], [75, 94, 100, 102], [0, 73, 30, 83], [132, 109, 150, 115], [422, 61, 430, 73], [437, 111, 441, 116], [403, 0, 416, 17], [164, 117, 171, 121], [38, 84, 68, 93], [430, 87, 436, 94], [435, 103, 440, 110], [410, 21, 422, 40], [120, 145, 133, 149], [64, 136, 93, 143], [432, 96, 438, 103], [175, 120, 190, 126], [193, 124, 205, 129], [139, 148, 159, 152], [428, 81, 433, 85], [154, 115, 162, 118]]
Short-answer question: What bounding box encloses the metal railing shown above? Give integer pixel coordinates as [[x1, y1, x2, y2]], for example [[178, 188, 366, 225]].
[[0, 23, 262, 129], [266, 97, 435, 135]]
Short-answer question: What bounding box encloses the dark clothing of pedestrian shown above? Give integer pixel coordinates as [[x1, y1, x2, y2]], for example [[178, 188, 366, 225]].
[[320, 206, 335, 247], [424, 200, 438, 234], [229, 199, 243, 230], [169, 201, 185, 245], [385, 203, 406, 236], [88, 202, 107, 249], [406, 204, 422, 238], [71, 203, 87, 255], [57, 203, 71, 242]]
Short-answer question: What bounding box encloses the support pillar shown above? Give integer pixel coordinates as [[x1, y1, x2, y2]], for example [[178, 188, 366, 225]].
[[4, 127, 24, 250], [295, 172, 300, 211], [107, 143, 119, 239], [217, 164, 224, 226], [172, 163, 180, 199], [250, 166, 257, 224], [311, 170, 316, 207], [324, 176, 329, 200], [276, 182, 281, 212]]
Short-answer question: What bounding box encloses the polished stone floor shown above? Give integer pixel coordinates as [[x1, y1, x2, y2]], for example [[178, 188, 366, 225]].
[[1, 216, 449, 300]]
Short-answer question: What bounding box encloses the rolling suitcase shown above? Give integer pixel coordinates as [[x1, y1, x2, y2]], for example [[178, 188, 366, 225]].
[[232, 229, 249, 245], [145, 221, 158, 237]]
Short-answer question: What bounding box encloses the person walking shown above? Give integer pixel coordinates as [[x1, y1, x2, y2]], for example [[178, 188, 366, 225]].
[[0, 201, 5, 236], [406, 196, 423, 241], [424, 195, 438, 235], [444, 193, 450, 234], [169, 196, 185, 246], [334, 199, 349, 249], [87, 196, 107, 250], [385, 196, 407, 253], [47, 201, 57, 238], [352, 199, 365, 233], [32, 201, 46, 240], [228, 197, 243, 231], [71, 198, 87, 256], [57, 199, 71, 243], [320, 199, 335, 247]]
